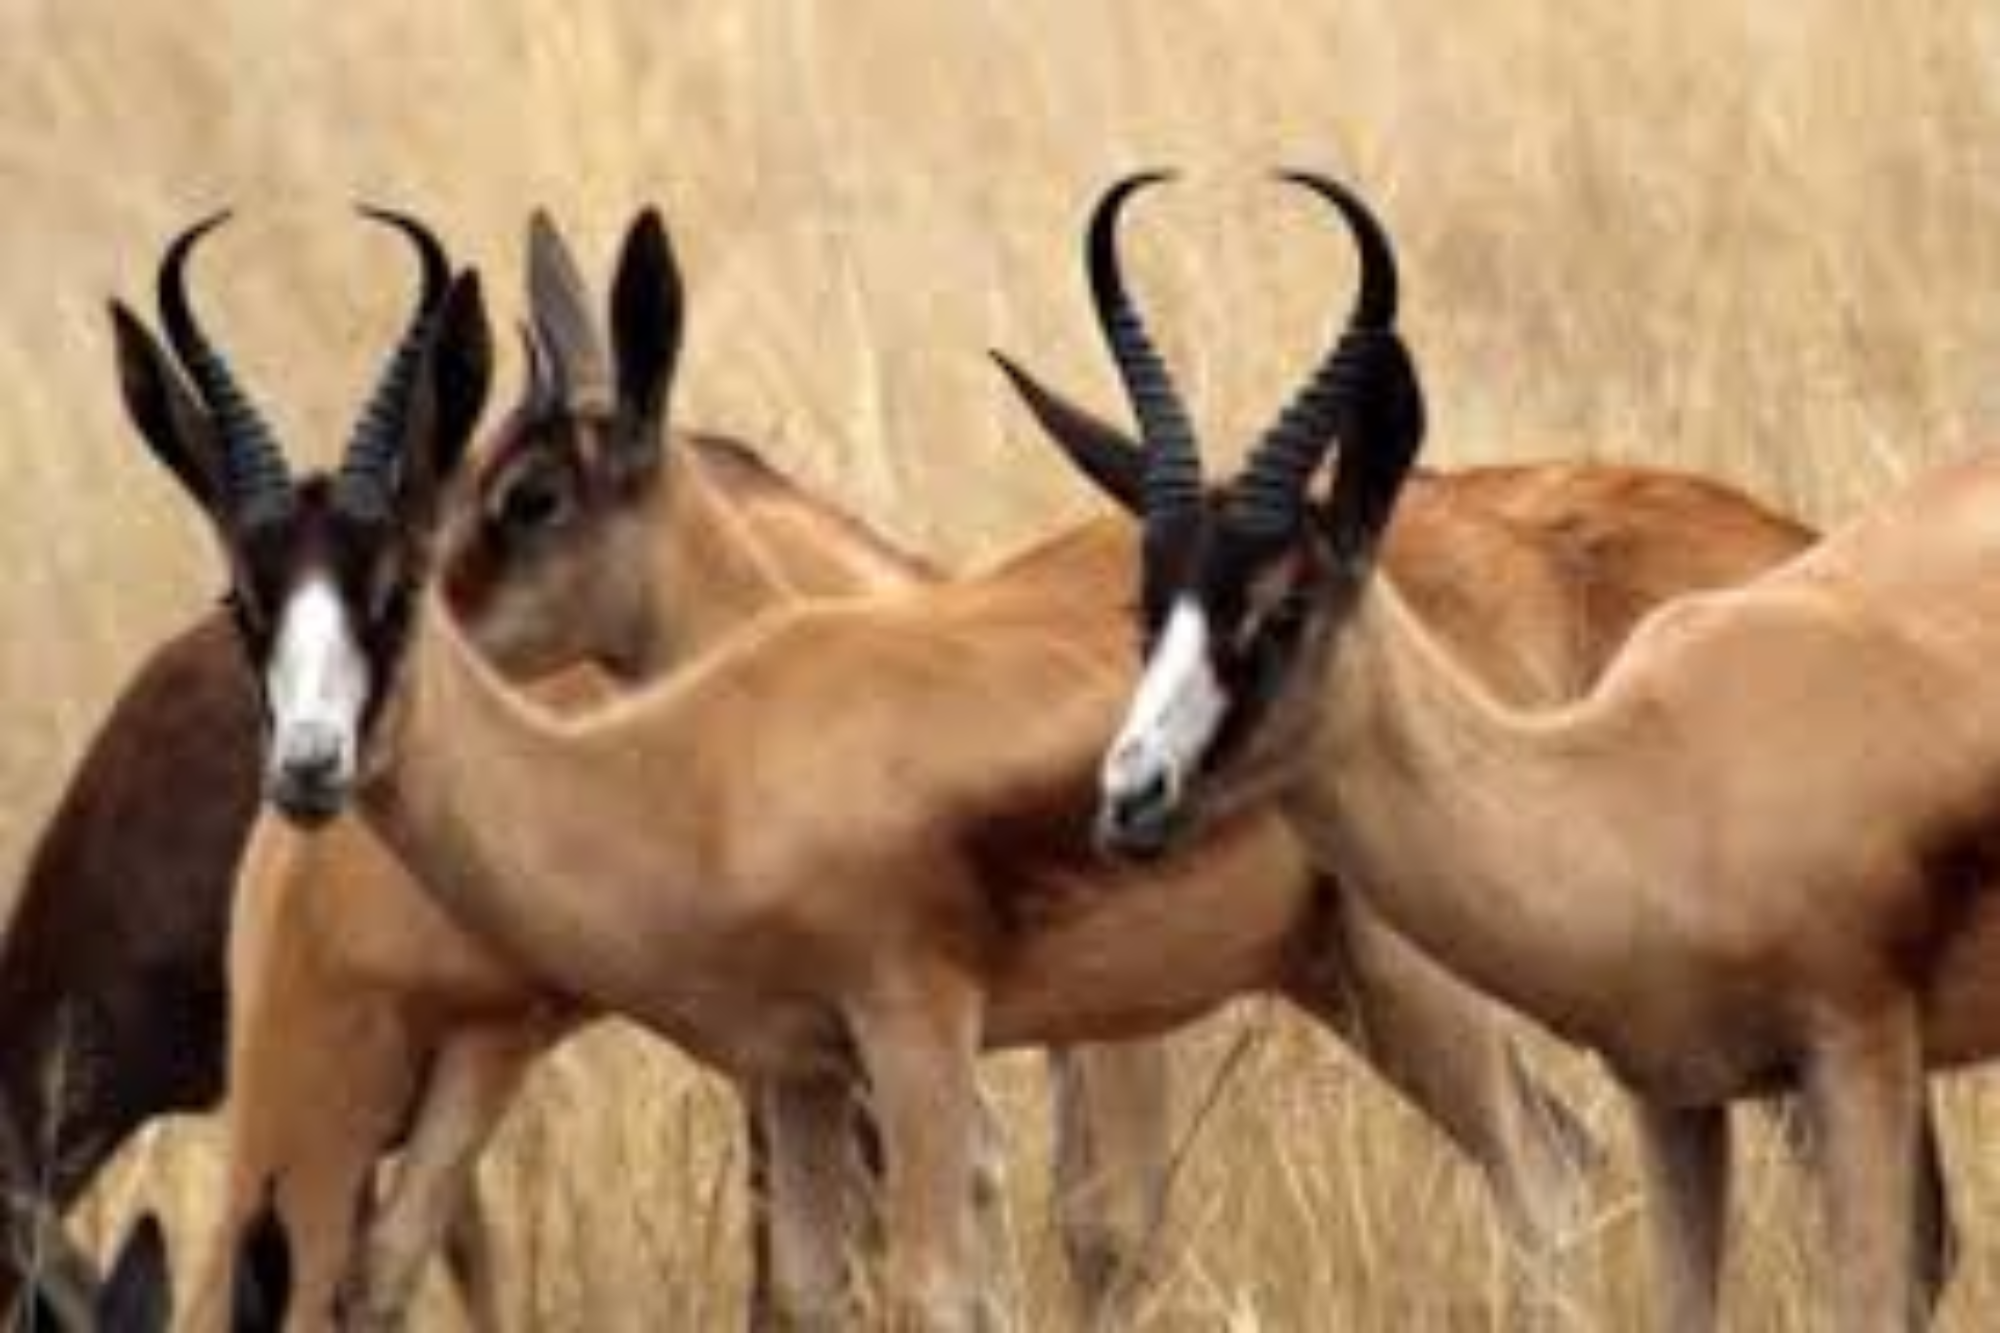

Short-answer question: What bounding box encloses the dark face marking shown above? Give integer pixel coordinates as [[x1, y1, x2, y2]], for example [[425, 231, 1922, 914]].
[[1088, 172, 1423, 859], [1101, 498, 1340, 856], [220, 478, 428, 824]]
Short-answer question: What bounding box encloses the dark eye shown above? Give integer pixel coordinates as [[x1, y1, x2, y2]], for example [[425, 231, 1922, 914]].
[[493, 469, 574, 537], [224, 586, 267, 637]]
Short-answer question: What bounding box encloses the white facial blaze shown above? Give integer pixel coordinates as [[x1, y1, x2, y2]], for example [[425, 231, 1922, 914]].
[[265, 575, 370, 793], [1102, 599, 1228, 816]]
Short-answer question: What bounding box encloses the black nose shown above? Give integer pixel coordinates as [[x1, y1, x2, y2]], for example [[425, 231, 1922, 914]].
[[289, 747, 340, 786], [268, 774, 342, 828], [1096, 772, 1180, 861], [279, 722, 346, 782], [268, 725, 349, 827], [1119, 770, 1172, 822]]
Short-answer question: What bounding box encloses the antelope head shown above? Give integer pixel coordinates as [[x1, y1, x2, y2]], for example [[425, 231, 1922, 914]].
[[444, 206, 685, 679], [1088, 172, 1427, 857], [111, 211, 493, 827]]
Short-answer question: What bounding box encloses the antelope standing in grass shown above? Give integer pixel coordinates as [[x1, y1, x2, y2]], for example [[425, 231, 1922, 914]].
[[2, 205, 1175, 1328], [1095, 172, 2000, 1331], [168, 208, 1575, 1329], [106, 198, 1894, 1329], [201, 208, 1182, 1329]]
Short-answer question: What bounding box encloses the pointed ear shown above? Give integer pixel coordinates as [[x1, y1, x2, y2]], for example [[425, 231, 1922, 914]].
[[608, 205, 683, 484], [991, 352, 1144, 515], [399, 271, 493, 527], [97, 1214, 171, 1333], [526, 209, 612, 404], [1311, 333, 1426, 567], [231, 1202, 293, 1332], [112, 301, 220, 514], [429, 273, 493, 480]]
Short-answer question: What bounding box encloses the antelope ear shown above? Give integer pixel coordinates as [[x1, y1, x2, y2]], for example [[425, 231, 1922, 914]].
[[399, 272, 493, 526], [608, 205, 683, 484], [427, 273, 494, 485], [526, 209, 612, 404], [112, 301, 220, 514], [1311, 334, 1426, 566], [990, 352, 1144, 515], [97, 1214, 171, 1333]]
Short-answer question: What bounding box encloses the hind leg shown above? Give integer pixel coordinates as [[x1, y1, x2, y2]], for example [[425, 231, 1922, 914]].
[[1779, 1088, 1955, 1313]]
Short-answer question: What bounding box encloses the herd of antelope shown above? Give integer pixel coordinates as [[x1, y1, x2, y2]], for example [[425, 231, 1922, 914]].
[[0, 165, 1993, 1332]]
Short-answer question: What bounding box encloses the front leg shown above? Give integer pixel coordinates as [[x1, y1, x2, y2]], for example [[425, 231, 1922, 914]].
[[343, 1016, 560, 1331], [1047, 1042, 1173, 1325], [1805, 1006, 1924, 1333], [852, 971, 986, 1332], [201, 822, 421, 1333], [1631, 1097, 1729, 1333]]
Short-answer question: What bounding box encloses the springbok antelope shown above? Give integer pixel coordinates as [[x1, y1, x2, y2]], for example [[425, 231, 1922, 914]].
[[0, 202, 1138, 1329], [1093, 171, 2000, 1331], [0, 200, 1168, 1328], [98, 207, 1189, 1331], [202, 209, 1183, 1330], [106, 200, 1894, 1328]]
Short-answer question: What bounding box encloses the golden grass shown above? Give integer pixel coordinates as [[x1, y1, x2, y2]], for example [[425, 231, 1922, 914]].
[[3, 0, 2000, 1326]]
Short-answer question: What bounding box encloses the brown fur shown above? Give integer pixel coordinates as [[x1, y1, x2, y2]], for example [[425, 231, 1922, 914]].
[[202, 210, 1172, 1331], [201, 432, 961, 1330], [0, 617, 256, 1316], [1171, 445, 2000, 1329], [322, 456, 1812, 1328]]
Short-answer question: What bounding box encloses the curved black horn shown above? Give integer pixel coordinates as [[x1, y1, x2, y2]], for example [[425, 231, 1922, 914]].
[[1086, 171, 1203, 528], [1228, 171, 1401, 535], [1283, 171, 1396, 332], [338, 206, 451, 513], [158, 211, 293, 521]]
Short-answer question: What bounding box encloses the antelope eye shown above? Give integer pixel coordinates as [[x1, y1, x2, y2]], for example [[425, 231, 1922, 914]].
[[366, 554, 410, 623], [493, 468, 574, 536], [225, 586, 268, 636]]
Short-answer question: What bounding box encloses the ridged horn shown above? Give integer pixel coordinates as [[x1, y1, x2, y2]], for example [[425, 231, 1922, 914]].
[[1086, 171, 1203, 533], [1228, 171, 1400, 537], [338, 207, 450, 514], [157, 211, 293, 522]]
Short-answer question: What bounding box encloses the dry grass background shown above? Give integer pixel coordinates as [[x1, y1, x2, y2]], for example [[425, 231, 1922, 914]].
[[2, 0, 1999, 1327]]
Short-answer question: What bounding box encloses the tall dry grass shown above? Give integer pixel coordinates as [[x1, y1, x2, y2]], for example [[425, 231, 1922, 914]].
[[1, 0, 1998, 1327]]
